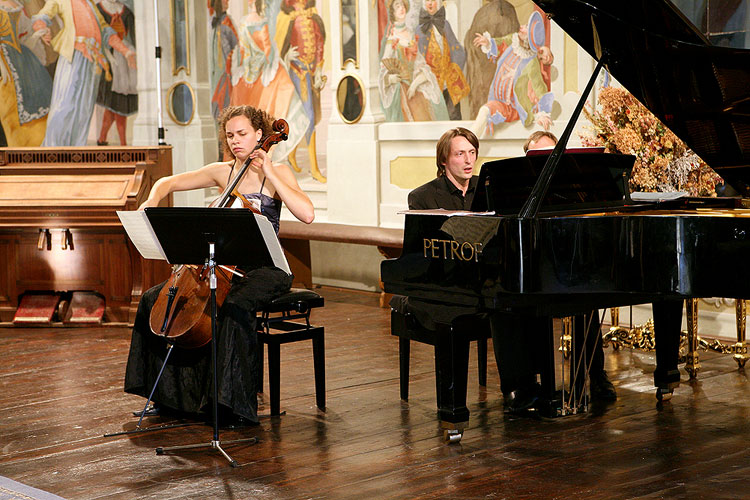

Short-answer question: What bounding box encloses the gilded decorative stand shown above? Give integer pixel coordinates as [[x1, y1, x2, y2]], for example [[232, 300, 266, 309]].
[[602, 299, 749, 377]]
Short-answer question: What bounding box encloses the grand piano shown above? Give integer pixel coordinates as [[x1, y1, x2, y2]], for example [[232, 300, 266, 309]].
[[381, 0, 750, 438], [0, 146, 173, 324]]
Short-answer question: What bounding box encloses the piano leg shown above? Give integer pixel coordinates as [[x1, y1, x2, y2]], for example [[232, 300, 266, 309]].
[[734, 299, 748, 369], [536, 315, 557, 414], [433, 322, 471, 441], [652, 299, 683, 401], [399, 336, 411, 400]]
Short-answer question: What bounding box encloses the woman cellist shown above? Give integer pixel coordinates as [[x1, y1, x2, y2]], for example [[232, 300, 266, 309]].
[[123, 105, 314, 426]]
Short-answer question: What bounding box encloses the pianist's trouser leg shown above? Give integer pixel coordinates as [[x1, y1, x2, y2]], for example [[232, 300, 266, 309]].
[[489, 312, 544, 397], [652, 299, 682, 390]]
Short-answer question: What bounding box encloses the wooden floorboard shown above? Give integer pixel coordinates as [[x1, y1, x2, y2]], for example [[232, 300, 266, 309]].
[[1, 286, 749, 499]]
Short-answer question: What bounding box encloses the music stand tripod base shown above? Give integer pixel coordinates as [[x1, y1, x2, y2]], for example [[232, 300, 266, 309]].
[[155, 437, 258, 467]]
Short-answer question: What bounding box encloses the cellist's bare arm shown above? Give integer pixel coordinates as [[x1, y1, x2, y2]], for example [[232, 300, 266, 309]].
[[254, 150, 315, 224], [138, 162, 231, 209]]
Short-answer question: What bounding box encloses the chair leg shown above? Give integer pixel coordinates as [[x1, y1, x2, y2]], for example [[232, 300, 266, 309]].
[[477, 338, 487, 387], [258, 340, 265, 394], [312, 331, 326, 411], [399, 337, 410, 400], [267, 342, 281, 416]]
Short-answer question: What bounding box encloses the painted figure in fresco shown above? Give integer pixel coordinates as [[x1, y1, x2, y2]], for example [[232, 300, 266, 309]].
[[275, 0, 327, 183], [231, 0, 309, 167], [416, 0, 469, 120], [209, 0, 237, 159], [32, 0, 136, 147], [95, 0, 136, 146], [378, 0, 448, 122], [0, 0, 52, 146], [209, 0, 236, 122], [463, 0, 519, 117], [471, 10, 553, 136]]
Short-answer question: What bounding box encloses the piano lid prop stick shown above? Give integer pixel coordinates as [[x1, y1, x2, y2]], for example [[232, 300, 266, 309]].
[[518, 55, 607, 219]]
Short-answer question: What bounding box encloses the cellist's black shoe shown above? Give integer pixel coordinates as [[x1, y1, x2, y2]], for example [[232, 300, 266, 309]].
[[133, 404, 160, 417]]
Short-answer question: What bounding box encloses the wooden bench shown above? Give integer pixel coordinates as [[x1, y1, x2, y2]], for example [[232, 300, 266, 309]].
[[278, 221, 403, 305]]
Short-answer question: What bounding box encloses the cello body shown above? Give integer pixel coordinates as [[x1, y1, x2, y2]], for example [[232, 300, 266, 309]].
[[147, 119, 289, 347], [149, 265, 233, 348]]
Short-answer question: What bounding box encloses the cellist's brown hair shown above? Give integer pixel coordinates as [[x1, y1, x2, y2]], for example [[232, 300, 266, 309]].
[[218, 105, 274, 159]]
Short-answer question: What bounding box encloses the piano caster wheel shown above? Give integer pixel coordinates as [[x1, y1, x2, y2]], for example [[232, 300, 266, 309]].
[[444, 429, 463, 444], [735, 358, 747, 369], [656, 388, 673, 402]]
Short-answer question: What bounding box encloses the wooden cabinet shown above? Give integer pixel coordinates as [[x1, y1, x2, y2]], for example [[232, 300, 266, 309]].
[[0, 146, 173, 324]]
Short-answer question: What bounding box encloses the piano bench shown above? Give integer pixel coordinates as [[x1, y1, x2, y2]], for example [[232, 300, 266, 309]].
[[391, 310, 492, 401], [257, 289, 325, 416]]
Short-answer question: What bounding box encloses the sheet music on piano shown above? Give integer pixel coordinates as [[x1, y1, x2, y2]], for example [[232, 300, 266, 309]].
[[398, 209, 496, 216], [630, 191, 689, 203]]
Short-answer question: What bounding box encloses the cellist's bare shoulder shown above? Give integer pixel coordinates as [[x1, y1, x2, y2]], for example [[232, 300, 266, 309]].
[[197, 160, 234, 187]]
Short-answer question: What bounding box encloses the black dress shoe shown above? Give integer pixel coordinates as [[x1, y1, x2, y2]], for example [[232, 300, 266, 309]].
[[505, 384, 540, 414], [590, 370, 617, 401], [133, 404, 160, 417]]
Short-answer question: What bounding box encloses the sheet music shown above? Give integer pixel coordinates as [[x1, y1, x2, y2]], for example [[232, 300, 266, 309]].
[[254, 213, 291, 275], [116, 210, 167, 260], [398, 209, 495, 216], [630, 191, 688, 202]]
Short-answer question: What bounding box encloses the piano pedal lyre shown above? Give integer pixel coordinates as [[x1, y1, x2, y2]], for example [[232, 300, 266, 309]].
[[558, 317, 572, 359]]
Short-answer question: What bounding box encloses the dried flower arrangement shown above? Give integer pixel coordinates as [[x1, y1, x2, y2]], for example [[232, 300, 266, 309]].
[[581, 86, 722, 196]]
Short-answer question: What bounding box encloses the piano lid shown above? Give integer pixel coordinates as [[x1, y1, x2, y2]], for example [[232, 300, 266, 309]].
[[534, 0, 750, 193]]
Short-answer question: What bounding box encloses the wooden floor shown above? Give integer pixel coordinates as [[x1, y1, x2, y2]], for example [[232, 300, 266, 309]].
[[2, 287, 750, 499]]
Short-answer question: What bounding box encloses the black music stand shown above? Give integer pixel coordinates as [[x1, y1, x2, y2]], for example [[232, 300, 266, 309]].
[[144, 207, 278, 467]]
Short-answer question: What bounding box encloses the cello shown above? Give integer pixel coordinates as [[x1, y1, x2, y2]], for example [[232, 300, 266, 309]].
[[148, 119, 289, 348]]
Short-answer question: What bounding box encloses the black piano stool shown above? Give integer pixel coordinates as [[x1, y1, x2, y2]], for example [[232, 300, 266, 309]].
[[391, 310, 491, 402], [257, 288, 325, 416]]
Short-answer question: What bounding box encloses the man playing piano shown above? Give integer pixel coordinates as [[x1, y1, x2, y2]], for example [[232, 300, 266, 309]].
[[394, 127, 580, 414], [390, 128, 482, 330]]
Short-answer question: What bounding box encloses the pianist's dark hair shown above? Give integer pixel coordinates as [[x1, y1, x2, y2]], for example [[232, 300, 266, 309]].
[[435, 127, 479, 177], [218, 105, 275, 160]]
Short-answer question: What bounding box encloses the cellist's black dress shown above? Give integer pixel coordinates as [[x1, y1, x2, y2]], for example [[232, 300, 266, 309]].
[[123, 191, 290, 423]]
